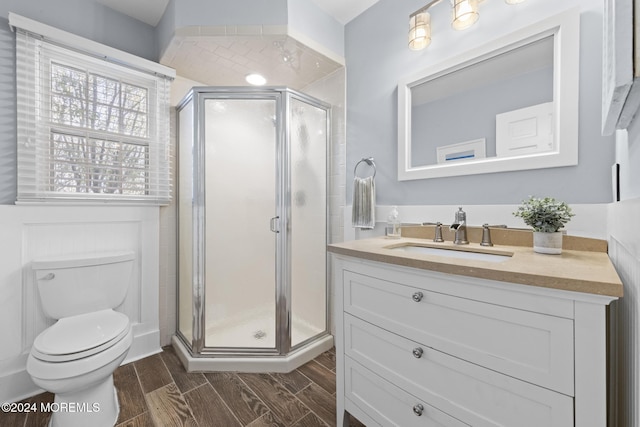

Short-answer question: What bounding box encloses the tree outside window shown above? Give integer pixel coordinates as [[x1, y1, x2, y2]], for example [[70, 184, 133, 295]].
[[49, 62, 150, 195]]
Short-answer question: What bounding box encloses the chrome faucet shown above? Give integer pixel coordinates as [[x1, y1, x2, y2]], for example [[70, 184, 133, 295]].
[[421, 222, 444, 242], [481, 224, 508, 247], [433, 222, 444, 242], [450, 207, 469, 245], [481, 223, 493, 246]]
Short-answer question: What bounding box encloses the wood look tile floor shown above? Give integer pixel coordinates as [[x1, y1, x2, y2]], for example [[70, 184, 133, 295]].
[[2, 346, 366, 427]]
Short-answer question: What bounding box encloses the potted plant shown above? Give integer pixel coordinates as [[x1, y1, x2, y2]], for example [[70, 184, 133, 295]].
[[513, 196, 574, 254]]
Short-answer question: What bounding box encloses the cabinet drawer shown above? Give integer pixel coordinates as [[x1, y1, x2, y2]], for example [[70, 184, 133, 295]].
[[345, 314, 574, 427], [345, 357, 470, 427], [343, 270, 574, 395]]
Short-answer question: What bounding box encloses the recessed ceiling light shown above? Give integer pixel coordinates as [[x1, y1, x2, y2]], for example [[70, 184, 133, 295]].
[[245, 73, 266, 86]]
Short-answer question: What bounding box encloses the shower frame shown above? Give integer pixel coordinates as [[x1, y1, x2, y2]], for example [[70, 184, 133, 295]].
[[175, 86, 332, 366]]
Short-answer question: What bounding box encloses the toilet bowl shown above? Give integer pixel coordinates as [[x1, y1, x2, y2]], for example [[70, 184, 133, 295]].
[[26, 252, 135, 427]]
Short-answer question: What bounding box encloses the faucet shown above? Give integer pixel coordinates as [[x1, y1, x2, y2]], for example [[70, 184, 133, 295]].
[[480, 224, 508, 247], [450, 207, 469, 245], [481, 224, 493, 246], [421, 222, 444, 242], [433, 222, 444, 242]]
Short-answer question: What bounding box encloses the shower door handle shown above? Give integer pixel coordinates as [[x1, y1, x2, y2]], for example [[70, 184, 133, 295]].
[[270, 216, 280, 233]]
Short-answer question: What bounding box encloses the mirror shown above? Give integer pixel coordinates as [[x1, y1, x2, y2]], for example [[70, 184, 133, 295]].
[[398, 9, 579, 181]]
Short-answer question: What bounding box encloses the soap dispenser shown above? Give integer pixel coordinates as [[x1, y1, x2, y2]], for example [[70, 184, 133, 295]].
[[386, 206, 401, 238]]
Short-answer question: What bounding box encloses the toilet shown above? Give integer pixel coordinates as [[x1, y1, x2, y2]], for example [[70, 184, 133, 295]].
[[27, 251, 135, 427]]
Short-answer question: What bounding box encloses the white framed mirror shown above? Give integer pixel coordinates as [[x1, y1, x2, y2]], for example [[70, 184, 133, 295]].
[[398, 8, 580, 181]]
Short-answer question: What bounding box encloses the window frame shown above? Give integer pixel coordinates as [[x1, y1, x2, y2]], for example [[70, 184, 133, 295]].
[[11, 13, 174, 205]]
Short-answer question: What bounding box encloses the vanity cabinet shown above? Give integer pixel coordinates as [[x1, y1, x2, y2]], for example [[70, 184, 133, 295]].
[[333, 255, 616, 427]]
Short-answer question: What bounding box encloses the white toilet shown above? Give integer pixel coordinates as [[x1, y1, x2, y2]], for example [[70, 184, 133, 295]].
[[27, 251, 135, 427]]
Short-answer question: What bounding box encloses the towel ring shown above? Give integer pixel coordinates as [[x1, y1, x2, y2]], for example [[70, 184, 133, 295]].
[[354, 157, 376, 179]]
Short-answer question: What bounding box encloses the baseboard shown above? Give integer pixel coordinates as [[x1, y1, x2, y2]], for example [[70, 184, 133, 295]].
[[171, 334, 334, 373], [125, 329, 162, 363]]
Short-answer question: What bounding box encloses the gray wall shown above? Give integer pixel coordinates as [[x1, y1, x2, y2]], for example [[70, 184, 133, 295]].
[[174, 0, 288, 26], [156, 0, 288, 53], [0, 1, 158, 205], [619, 124, 640, 200], [0, 1, 157, 60], [287, 0, 344, 58], [412, 66, 553, 166], [345, 0, 615, 205]]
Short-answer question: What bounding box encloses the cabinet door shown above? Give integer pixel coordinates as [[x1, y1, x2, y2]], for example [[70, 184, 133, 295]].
[[602, 0, 637, 133], [345, 357, 470, 427], [343, 270, 574, 395], [345, 314, 573, 427]]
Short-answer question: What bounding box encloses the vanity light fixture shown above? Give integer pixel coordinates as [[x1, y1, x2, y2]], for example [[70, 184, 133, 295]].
[[409, 0, 524, 51], [451, 0, 479, 30], [409, 10, 431, 50]]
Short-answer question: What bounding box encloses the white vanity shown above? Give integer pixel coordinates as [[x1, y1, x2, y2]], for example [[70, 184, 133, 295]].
[[329, 229, 622, 427]]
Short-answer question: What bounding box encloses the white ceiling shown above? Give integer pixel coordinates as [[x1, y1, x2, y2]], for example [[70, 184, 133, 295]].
[[97, 0, 378, 27]]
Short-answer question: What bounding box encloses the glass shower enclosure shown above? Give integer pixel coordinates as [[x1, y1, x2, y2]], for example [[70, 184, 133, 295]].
[[176, 87, 331, 365]]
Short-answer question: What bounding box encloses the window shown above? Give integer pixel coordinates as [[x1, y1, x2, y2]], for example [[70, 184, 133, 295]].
[[13, 16, 173, 204]]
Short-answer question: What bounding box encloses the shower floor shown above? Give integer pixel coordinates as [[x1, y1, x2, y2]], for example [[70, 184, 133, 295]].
[[205, 307, 324, 349]]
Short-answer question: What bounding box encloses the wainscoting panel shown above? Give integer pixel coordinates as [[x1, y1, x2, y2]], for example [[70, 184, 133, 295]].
[[609, 237, 639, 427], [22, 221, 143, 351], [0, 205, 160, 403], [608, 197, 640, 427]]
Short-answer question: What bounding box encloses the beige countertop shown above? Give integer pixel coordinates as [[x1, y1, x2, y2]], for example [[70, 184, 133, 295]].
[[328, 233, 623, 297]]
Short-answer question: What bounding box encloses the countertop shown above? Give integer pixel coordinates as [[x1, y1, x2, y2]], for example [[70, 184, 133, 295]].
[[328, 234, 623, 297]]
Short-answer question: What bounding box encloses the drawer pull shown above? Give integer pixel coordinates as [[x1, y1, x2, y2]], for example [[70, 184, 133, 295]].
[[412, 347, 424, 358], [413, 403, 424, 416], [412, 292, 424, 302]]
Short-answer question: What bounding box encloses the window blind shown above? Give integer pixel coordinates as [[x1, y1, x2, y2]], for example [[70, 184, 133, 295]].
[[15, 26, 173, 205]]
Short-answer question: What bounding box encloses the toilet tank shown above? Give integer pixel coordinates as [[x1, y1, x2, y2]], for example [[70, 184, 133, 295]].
[[31, 251, 135, 319]]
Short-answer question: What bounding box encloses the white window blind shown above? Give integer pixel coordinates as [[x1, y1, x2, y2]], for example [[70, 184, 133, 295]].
[[14, 20, 173, 204]]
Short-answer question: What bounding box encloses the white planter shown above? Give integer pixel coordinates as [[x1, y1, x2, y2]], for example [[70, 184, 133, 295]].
[[533, 231, 563, 255]]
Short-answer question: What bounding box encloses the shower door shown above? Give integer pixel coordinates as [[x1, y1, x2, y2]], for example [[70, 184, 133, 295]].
[[202, 95, 280, 351], [289, 95, 328, 348], [177, 87, 329, 358]]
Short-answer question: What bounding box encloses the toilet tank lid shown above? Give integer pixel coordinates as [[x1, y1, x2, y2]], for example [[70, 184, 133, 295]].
[[31, 251, 135, 270]]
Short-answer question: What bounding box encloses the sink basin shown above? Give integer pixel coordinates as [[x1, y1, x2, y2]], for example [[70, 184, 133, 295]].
[[388, 244, 512, 263]]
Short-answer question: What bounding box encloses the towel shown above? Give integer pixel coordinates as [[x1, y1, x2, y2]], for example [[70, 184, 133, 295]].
[[352, 176, 375, 229]]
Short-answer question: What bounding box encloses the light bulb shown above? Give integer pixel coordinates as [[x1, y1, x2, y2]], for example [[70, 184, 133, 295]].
[[409, 12, 431, 51], [245, 73, 266, 86], [452, 0, 479, 31]]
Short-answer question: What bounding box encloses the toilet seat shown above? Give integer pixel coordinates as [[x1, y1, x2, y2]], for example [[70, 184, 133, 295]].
[[31, 309, 130, 362], [27, 327, 133, 382]]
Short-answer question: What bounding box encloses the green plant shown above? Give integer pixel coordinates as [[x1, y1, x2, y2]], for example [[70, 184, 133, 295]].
[[513, 196, 574, 233]]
